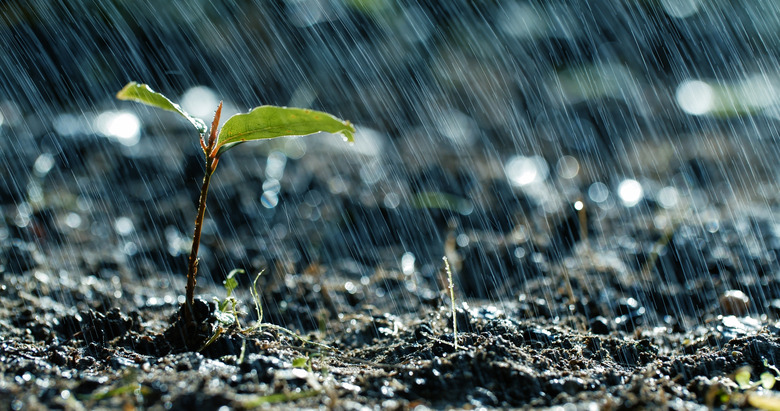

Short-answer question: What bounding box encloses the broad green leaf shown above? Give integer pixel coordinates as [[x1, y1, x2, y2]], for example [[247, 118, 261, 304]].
[[116, 82, 207, 134], [216, 106, 354, 155]]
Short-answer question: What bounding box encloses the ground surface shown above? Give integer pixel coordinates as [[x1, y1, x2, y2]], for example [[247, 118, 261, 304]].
[[6, 1, 780, 409], [3, 120, 780, 410]]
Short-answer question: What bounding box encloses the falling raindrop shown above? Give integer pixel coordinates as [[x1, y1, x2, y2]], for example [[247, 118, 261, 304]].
[[401, 252, 415, 275], [360, 160, 385, 185], [261, 191, 279, 209], [383, 192, 400, 209], [617, 179, 643, 207], [53, 114, 82, 136], [265, 151, 287, 180], [675, 80, 714, 116], [287, 0, 328, 27], [181, 86, 220, 120], [27, 183, 43, 205], [262, 179, 282, 195], [661, 0, 701, 19], [63, 213, 82, 229], [497, 2, 547, 39], [556, 156, 579, 180], [3, 1, 780, 407], [657, 186, 680, 209], [94, 111, 141, 146], [123, 241, 138, 256], [33, 154, 54, 177], [14, 203, 31, 228], [433, 110, 478, 146], [505, 155, 549, 186], [113, 217, 134, 236], [588, 182, 610, 203]]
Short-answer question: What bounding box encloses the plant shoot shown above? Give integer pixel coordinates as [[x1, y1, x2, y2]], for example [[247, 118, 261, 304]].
[[117, 81, 355, 325]]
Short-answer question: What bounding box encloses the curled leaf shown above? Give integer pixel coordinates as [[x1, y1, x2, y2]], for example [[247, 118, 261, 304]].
[[117, 82, 207, 134], [223, 268, 244, 298]]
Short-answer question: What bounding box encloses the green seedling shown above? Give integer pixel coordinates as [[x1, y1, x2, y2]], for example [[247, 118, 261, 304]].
[[201, 267, 332, 352], [200, 269, 260, 352], [729, 365, 780, 410], [215, 269, 241, 319], [292, 356, 310, 370], [198, 268, 248, 352], [735, 364, 777, 391], [117, 82, 354, 327]]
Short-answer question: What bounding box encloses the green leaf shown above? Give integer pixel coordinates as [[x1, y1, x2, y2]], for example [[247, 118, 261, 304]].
[[215, 309, 236, 325], [292, 357, 308, 368], [735, 367, 753, 389], [761, 372, 776, 389], [216, 106, 354, 155], [223, 268, 244, 298], [116, 82, 207, 134]]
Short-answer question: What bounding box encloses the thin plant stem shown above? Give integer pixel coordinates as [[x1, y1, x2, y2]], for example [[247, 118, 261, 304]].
[[184, 102, 222, 324], [185, 158, 215, 323]]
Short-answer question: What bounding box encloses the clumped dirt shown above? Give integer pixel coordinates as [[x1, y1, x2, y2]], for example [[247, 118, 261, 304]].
[[3, 126, 780, 410]]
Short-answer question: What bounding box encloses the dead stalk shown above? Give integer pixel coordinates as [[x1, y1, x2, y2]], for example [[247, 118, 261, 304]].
[[443, 256, 458, 351]]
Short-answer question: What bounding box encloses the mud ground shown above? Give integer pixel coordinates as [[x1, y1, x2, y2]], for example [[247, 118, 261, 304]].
[[3, 122, 780, 410]]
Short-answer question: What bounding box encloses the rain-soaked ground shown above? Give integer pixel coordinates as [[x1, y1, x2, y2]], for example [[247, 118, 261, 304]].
[[6, 1, 780, 409]]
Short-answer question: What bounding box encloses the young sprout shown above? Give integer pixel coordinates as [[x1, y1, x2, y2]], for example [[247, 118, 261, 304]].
[[116, 82, 354, 325], [443, 256, 458, 350]]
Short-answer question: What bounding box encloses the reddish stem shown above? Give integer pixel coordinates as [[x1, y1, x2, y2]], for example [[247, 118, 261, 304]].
[[183, 102, 223, 325], [184, 157, 215, 324], [208, 101, 223, 151]]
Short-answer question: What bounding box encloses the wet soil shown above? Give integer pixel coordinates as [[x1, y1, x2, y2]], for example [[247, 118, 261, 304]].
[[3, 125, 780, 410]]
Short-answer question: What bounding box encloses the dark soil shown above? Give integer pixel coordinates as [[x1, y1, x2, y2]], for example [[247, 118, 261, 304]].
[[5, 2, 780, 409], [3, 123, 780, 410]]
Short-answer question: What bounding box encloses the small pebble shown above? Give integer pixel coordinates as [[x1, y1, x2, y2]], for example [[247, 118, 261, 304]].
[[48, 350, 67, 366], [720, 290, 750, 316], [590, 316, 610, 335]]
